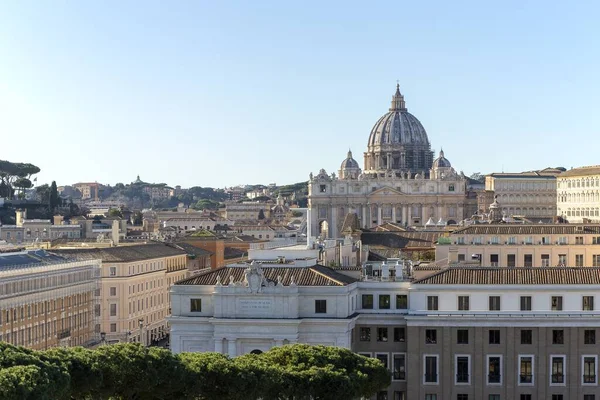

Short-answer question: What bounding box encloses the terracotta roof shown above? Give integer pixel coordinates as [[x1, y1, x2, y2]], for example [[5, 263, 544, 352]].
[[451, 224, 600, 235], [414, 267, 600, 285], [176, 264, 357, 286], [559, 165, 600, 178], [51, 243, 187, 263]]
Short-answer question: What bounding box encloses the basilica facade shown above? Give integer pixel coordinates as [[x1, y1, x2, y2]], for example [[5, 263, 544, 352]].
[[308, 85, 467, 238]]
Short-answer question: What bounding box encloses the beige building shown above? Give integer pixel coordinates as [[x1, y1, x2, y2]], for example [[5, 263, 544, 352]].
[[52, 243, 188, 345], [436, 223, 600, 267], [0, 249, 101, 350], [0, 210, 82, 244], [309, 85, 468, 239], [557, 165, 600, 223], [483, 168, 563, 218], [73, 182, 100, 201], [225, 202, 271, 220]]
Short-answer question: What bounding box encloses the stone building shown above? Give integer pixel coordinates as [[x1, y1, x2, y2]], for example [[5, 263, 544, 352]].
[[308, 85, 467, 238], [557, 165, 600, 223]]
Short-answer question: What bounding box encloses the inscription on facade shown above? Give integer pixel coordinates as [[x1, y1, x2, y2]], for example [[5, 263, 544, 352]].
[[238, 298, 273, 314]]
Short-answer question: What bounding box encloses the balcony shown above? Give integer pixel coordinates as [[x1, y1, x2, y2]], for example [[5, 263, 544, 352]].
[[456, 373, 469, 383], [583, 374, 596, 384], [519, 374, 533, 384], [551, 374, 564, 384], [488, 373, 501, 383]]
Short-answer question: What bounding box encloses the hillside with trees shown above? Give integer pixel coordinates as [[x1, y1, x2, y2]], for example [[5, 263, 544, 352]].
[[0, 343, 390, 400]]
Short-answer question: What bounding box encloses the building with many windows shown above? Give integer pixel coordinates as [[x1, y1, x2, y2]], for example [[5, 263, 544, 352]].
[[557, 165, 600, 223], [436, 223, 600, 267], [169, 258, 600, 400], [0, 249, 101, 349], [52, 243, 188, 345]]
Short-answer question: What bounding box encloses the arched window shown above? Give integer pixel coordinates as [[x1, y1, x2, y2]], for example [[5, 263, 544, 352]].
[[250, 349, 263, 355]]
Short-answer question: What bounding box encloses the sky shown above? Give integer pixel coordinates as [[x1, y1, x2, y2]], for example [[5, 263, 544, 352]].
[[1, 1, 599, 189]]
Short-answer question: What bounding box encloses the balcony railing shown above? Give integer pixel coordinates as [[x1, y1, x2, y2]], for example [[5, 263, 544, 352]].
[[519, 374, 533, 383], [456, 373, 469, 383], [488, 373, 501, 383], [583, 374, 596, 383], [551, 373, 564, 383]]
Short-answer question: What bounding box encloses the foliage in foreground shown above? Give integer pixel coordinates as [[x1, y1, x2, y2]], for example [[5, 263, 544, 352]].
[[0, 342, 390, 400]]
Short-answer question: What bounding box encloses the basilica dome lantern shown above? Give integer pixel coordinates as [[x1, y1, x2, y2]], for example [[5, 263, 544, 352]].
[[339, 149, 362, 180]]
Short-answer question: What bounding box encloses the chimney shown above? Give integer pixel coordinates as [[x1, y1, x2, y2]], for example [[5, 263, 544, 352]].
[[53, 215, 64, 225]]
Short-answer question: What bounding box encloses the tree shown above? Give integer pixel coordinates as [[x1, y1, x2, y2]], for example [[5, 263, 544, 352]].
[[49, 181, 59, 211], [108, 208, 123, 218], [469, 172, 485, 182], [132, 211, 144, 225], [258, 209, 265, 220], [0, 160, 41, 198]]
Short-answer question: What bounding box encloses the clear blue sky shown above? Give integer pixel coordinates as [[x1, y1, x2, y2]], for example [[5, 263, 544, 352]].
[[1, 1, 599, 189]]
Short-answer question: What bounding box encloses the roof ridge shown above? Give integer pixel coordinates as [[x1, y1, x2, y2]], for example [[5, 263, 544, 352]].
[[309, 266, 345, 286]]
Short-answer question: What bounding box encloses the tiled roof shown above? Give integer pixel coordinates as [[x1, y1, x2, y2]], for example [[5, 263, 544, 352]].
[[51, 243, 187, 263], [451, 224, 600, 235], [176, 264, 357, 286], [172, 243, 213, 257], [0, 250, 68, 268], [414, 267, 600, 285], [559, 165, 600, 177]]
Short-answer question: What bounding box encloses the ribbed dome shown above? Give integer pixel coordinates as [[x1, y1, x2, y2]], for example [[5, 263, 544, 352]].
[[432, 149, 451, 168], [367, 85, 430, 148], [340, 150, 360, 170]]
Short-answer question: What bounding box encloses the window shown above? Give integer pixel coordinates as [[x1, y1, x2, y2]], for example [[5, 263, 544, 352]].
[[457, 395, 468, 400], [487, 355, 502, 384], [394, 327, 405, 342], [427, 296, 438, 311], [552, 329, 564, 345], [110, 323, 116, 332], [576, 236, 584, 245], [551, 396, 563, 400], [489, 330, 500, 344], [583, 356, 597, 384], [360, 327, 371, 341], [558, 254, 567, 266], [109, 304, 117, 317], [576, 254, 585, 266], [457, 329, 469, 344], [519, 355, 534, 384], [319, 185, 326, 193], [190, 298, 202, 312], [551, 296, 563, 311], [585, 329, 596, 344], [458, 296, 470, 311], [396, 295, 407, 309], [507, 254, 516, 267], [541, 254, 550, 267], [524, 254, 533, 267], [109, 267, 116, 276], [585, 395, 596, 400], [426, 329, 437, 344], [425, 395, 437, 400], [594, 255, 600, 267], [551, 356, 565, 384], [109, 287, 117, 296], [521, 329, 533, 345], [489, 296, 500, 311], [379, 295, 391, 309], [455, 355, 470, 384], [375, 353, 388, 369], [449, 184, 455, 192], [424, 355, 438, 383], [520, 396, 532, 400], [392, 353, 406, 380], [377, 327, 388, 342], [362, 295, 373, 309], [315, 300, 327, 313], [489, 396, 500, 400], [583, 296, 595, 311], [520, 296, 532, 311], [394, 392, 406, 400]]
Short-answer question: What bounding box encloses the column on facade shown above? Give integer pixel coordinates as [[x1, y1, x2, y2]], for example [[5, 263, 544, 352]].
[[386, 154, 391, 169], [330, 206, 337, 238], [214, 338, 224, 353], [227, 337, 237, 357], [402, 205, 407, 224], [392, 205, 397, 222], [407, 204, 412, 224], [362, 205, 368, 229], [377, 205, 382, 226], [438, 204, 443, 221]]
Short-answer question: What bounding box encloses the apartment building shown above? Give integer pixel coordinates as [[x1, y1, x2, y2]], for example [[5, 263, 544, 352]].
[[436, 224, 600, 267], [52, 243, 188, 345], [0, 249, 101, 350], [0, 210, 81, 244], [557, 165, 600, 223], [225, 202, 271, 220]]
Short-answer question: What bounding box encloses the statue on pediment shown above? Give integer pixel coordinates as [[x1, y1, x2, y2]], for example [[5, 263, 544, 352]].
[[244, 261, 266, 294]]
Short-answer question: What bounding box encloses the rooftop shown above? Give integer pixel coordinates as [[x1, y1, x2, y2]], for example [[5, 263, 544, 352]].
[[51, 243, 187, 263], [414, 267, 600, 285], [451, 224, 600, 235], [0, 249, 70, 269], [559, 165, 600, 178], [176, 264, 357, 286]]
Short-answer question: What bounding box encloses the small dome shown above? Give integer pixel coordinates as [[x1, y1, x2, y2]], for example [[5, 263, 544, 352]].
[[432, 149, 452, 169], [340, 150, 360, 170]]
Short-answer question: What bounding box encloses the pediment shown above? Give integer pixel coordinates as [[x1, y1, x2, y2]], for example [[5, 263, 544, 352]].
[[367, 186, 404, 198]]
